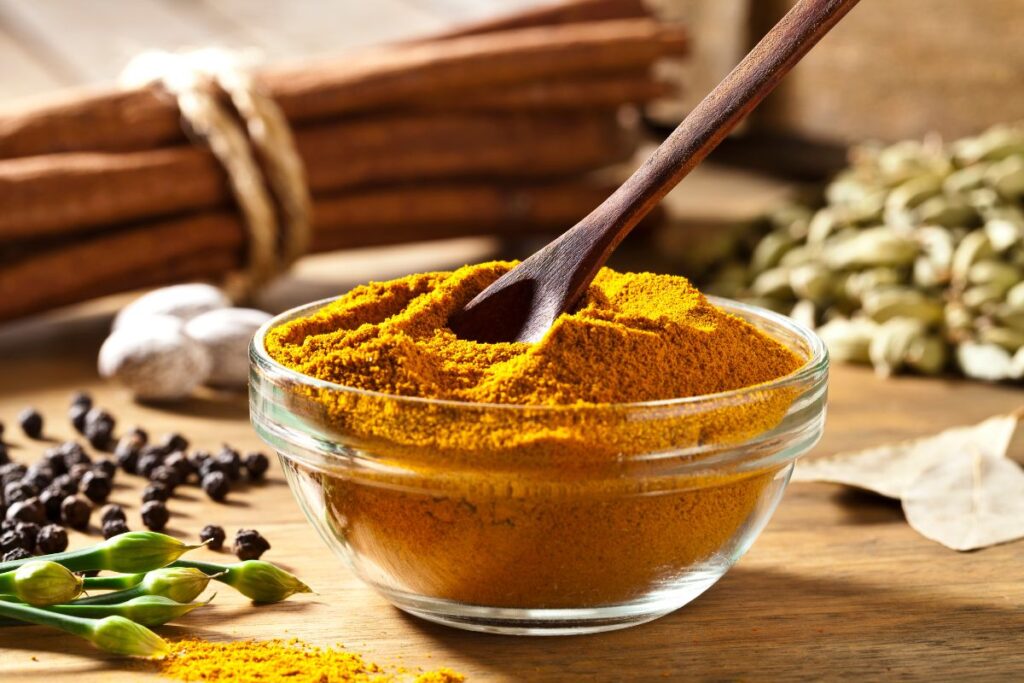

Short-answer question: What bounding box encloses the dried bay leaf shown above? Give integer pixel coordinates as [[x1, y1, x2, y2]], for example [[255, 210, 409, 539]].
[[792, 412, 1022, 498], [902, 450, 1024, 551]]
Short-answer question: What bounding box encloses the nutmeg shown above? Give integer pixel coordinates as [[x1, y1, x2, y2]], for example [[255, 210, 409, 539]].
[[99, 315, 212, 401], [184, 308, 272, 388], [113, 283, 230, 330]]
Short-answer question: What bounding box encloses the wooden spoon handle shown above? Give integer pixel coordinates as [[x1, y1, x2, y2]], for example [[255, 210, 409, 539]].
[[450, 0, 859, 344], [569, 0, 861, 280]]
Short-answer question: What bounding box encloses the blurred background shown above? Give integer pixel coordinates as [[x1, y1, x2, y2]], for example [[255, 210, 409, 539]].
[[1, 0, 1023, 381]]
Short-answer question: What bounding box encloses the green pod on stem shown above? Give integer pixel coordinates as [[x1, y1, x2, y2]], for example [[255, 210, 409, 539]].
[[0, 532, 201, 575], [174, 559, 312, 602], [0, 561, 84, 606], [0, 600, 168, 658]]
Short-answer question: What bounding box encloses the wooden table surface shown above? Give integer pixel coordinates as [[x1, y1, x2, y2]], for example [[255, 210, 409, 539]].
[[0, 260, 1021, 682]]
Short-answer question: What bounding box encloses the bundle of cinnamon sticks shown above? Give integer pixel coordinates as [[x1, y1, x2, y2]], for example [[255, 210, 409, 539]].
[[0, 0, 687, 322]]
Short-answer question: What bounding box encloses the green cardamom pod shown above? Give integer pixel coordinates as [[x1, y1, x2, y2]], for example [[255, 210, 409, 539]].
[[1006, 281, 1024, 308], [956, 341, 1015, 381], [961, 284, 1006, 311], [869, 317, 928, 377], [788, 264, 831, 304], [977, 326, 1024, 352], [750, 267, 793, 299], [950, 231, 994, 286], [825, 227, 918, 270], [966, 260, 1021, 293], [816, 317, 878, 364], [905, 335, 949, 376], [749, 231, 795, 274], [984, 155, 1024, 199], [861, 289, 944, 325]]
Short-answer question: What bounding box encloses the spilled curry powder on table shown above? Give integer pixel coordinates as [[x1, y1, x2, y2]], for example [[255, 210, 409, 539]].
[[159, 638, 464, 682], [266, 263, 804, 608]]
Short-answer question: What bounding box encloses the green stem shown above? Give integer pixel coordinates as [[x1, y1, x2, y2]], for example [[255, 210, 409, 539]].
[[172, 559, 240, 586], [0, 599, 93, 638], [0, 571, 15, 593], [83, 573, 145, 590], [70, 586, 146, 606], [0, 547, 98, 575]]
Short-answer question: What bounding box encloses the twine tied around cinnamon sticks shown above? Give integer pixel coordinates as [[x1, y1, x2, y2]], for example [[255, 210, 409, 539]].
[[121, 48, 312, 299]]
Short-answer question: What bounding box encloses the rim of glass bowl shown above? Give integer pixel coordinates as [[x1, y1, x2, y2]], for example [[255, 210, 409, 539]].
[[251, 295, 828, 412]]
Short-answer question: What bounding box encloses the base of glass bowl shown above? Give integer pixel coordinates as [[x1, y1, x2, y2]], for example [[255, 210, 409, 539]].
[[376, 569, 727, 636]]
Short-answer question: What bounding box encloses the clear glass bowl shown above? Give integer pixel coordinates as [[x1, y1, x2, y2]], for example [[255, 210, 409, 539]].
[[250, 297, 828, 635]]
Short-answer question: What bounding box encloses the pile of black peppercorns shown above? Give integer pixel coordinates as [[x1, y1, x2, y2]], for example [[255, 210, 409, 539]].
[[0, 391, 272, 562]]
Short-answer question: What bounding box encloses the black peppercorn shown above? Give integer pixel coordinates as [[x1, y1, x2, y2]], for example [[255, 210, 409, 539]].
[[7, 498, 45, 525], [201, 471, 230, 502], [214, 447, 242, 481], [149, 465, 180, 490], [93, 458, 117, 480], [198, 458, 224, 480], [99, 504, 126, 525], [233, 528, 270, 561], [114, 435, 142, 474], [141, 482, 170, 503], [38, 488, 64, 522], [67, 464, 92, 487], [243, 452, 270, 481], [163, 452, 194, 481], [199, 524, 226, 550], [0, 529, 23, 553], [41, 449, 68, 476], [0, 463, 27, 489], [18, 408, 43, 439], [140, 500, 169, 532], [187, 450, 211, 471], [157, 433, 189, 453], [58, 441, 90, 469], [102, 519, 129, 539], [23, 465, 53, 491], [69, 391, 92, 410], [2, 547, 32, 562], [79, 470, 112, 504], [84, 408, 115, 450], [60, 495, 91, 531], [69, 403, 89, 435], [4, 481, 37, 505], [0, 519, 15, 533], [124, 426, 148, 445], [137, 449, 165, 478], [35, 524, 68, 554], [49, 474, 76, 497], [14, 522, 39, 549]]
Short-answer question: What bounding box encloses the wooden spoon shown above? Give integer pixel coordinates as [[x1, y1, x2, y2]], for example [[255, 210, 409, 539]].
[[449, 0, 861, 343]]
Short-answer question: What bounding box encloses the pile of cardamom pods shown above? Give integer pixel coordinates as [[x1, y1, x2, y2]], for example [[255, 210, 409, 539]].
[[704, 123, 1024, 382]]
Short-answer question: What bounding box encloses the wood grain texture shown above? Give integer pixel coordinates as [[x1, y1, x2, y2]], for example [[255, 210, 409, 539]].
[[0, 258, 1021, 680], [755, 0, 1024, 143], [449, 0, 859, 344]]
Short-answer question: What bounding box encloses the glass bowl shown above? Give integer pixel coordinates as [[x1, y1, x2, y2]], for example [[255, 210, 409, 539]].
[[249, 296, 828, 636]]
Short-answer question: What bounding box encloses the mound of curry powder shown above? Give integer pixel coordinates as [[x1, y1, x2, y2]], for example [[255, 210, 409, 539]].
[[266, 263, 806, 608]]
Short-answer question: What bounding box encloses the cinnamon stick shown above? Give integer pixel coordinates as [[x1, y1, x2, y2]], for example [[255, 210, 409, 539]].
[[0, 20, 687, 158], [0, 181, 614, 321], [0, 113, 629, 242], [426, 0, 649, 41], [420, 71, 672, 111]]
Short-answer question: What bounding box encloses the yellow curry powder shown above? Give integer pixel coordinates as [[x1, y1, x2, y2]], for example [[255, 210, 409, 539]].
[[159, 638, 464, 682], [266, 263, 804, 608]]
